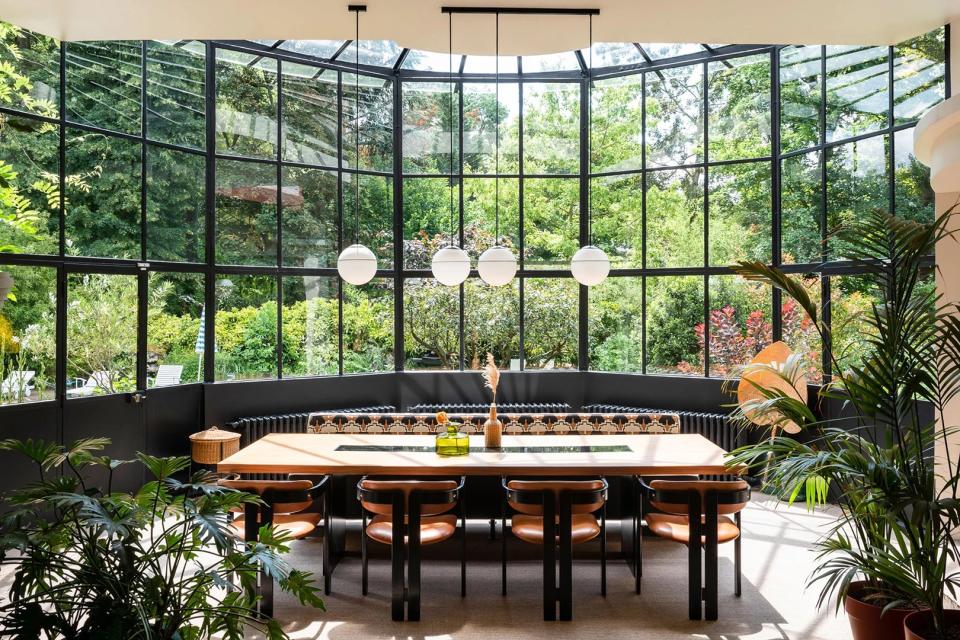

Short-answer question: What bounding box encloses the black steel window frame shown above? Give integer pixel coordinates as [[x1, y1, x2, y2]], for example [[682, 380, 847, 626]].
[[0, 27, 949, 407]]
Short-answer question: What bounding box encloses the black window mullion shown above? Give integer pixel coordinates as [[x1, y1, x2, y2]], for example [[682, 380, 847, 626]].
[[702, 61, 710, 378], [137, 41, 148, 392], [337, 70, 344, 376], [56, 41, 67, 415], [518, 78, 525, 370], [819, 45, 831, 383], [276, 58, 284, 380], [457, 79, 466, 371], [771, 48, 783, 342], [641, 71, 648, 375], [203, 43, 217, 384], [578, 74, 589, 371], [393, 78, 404, 372]]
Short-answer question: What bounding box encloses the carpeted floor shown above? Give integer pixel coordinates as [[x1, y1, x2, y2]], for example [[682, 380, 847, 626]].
[[257, 493, 852, 640]]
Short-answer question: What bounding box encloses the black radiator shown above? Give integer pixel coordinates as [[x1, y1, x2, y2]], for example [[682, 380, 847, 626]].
[[407, 402, 571, 413], [583, 404, 741, 451], [226, 405, 396, 446]]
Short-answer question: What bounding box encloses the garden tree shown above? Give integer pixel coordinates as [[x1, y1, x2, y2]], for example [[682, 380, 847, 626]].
[[588, 277, 643, 372]]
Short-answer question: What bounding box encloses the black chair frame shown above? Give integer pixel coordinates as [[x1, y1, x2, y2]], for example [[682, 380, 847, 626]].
[[501, 477, 609, 621], [639, 480, 750, 621], [232, 474, 330, 619], [356, 476, 466, 622]]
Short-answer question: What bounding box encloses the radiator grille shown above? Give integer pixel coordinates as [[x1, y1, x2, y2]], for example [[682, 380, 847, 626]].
[[408, 402, 571, 413], [227, 405, 396, 446], [583, 404, 741, 451]]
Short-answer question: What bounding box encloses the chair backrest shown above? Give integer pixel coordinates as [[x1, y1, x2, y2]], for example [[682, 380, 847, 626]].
[[2, 370, 34, 389], [154, 364, 183, 387], [358, 478, 460, 517], [506, 479, 607, 516], [219, 479, 315, 515], [649, 479, 750, 516]]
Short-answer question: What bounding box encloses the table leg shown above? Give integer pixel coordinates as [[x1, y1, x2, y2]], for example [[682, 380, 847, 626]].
[[391, 492, 406, 621], [704, 494, 719, 621], [408, 495, 422, 622], [558, 492, 573, 621], [543, 493, 557, 621], [323, 475, 348, 594], [688, 494, 702, 621]]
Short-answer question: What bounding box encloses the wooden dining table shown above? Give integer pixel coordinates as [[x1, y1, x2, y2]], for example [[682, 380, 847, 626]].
[[218, 432, 735, 620]]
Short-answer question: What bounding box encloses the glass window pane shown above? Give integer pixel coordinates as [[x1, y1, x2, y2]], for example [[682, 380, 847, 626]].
[[646, 168, 704, 268], [344, 172, 393, 269], [894, 127, 934, 224], [589, 277, 643, 373], [465, 278, 518, 370], [591, 173, 642, 268], [402, 50, 462, 73], [282, 166, 338, 268], [67, 273, 137, 395], [584, 43, 644, 68], [215, 49, 278, 159], [215, 159, 277, 266], [830, 274, 879, 374], [215, 274, 277, 381], [708, 161, 771, 266], [403, 177, 458, 270], [462, 55, 517, 75], [646, 275, 704, 375], [277, 40, 343, 59], [523, 177, 579, 270], [0, 23, 59, 117], [402, 81, 460, 174], [707, 275, 772, 378], [523, 51, 579, 73], [282, 275, 338, 377], [779, 45, 822, 152], [782, 273, 822, 384], [404, 278, 460, 370], [147, 145, 205, 262], [826, 45, 889, 141], [281, 64, 338, 166], [342, 74, 393, 172], [463, 82, 519, 174], [893, 28, 945, 125], [523, 82, 579, 174], [343, 278, 393, 373], [338, 40, 403, 67], [463, 177, 519, 257], [646, 64, 703, 168], [0, 264, 56, 404], [65, 41, 141, 134], [826, 135, 888, 259], [708, 54, 771, 161], [642, 43, 703, 60], [781, 151, 822, 264], [146, 40, 205, 149], [523, 277, 578, 370], [65, 130, 141, 259], [147, 271, 204, 385], [0, 114, 59, 255], [592, 75, 642, 173]]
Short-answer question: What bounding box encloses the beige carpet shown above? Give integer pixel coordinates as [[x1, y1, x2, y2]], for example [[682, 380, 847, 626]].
[[258, 493, 852, 640]]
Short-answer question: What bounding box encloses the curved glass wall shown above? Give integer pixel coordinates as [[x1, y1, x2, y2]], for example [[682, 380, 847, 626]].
[[0, 20, 946, 404]]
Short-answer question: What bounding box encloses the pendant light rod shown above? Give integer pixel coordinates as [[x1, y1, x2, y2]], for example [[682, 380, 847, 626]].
[[494, 10, 499, 246], [441, 6, 598, 15], [352, 4, 363, 246], [449, 10, 456, 247]]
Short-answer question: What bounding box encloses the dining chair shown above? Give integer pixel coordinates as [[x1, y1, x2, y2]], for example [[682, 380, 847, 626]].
[[639, 478, 751, 621], [501, 477, 609, 621], [357, 476, 466, 622], [219, 475, 330, 617]]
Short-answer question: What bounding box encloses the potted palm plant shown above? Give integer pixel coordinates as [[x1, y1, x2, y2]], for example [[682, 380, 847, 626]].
[[0, 437, 325, 639], [727, 208, 960, 640]]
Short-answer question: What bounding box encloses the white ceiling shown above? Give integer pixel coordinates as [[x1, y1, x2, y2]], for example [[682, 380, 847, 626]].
[[1, 0, 958, 54]]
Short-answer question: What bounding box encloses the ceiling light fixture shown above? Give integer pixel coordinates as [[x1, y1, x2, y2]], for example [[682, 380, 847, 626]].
[[570, 13, 610, 287], [477, 11, 518, 287], [337, 4, 378, 286], [431, 10, 470, 286]]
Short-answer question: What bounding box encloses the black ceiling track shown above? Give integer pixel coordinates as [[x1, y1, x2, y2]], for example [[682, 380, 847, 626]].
[[441, 6, 599, 15]]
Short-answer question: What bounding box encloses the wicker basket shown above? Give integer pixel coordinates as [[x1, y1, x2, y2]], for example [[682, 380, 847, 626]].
[[189, 426, 241, 464]]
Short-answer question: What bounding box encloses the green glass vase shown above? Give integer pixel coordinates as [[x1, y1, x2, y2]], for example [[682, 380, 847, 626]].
[[435, 424, 469, 456]]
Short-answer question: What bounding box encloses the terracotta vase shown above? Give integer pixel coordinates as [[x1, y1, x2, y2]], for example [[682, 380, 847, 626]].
[[844, 582, 917, 640], [484, 403, 502, 449], [903, 609, 960, 640]]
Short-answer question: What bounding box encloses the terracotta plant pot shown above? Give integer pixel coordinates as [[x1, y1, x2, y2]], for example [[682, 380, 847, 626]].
[[903, 609, 960, 640], [844, 581, 917, 640]]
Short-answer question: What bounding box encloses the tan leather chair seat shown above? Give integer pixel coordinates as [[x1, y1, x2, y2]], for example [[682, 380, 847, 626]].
[[229, 512, 321, 540], [365, 514, 458, 546], [646, 513, 741, 544], [511, 514, 602, 545]]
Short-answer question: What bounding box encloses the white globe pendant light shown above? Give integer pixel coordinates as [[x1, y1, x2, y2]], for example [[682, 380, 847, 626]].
[[338, 243, 378, 285], [571, 15, 609, 287], [430, 13, 470, 287], [478, 245, 517, 287], [571, 245, 611, 286], [432, 245, 471, 286], [338, 6, 376, 287]]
